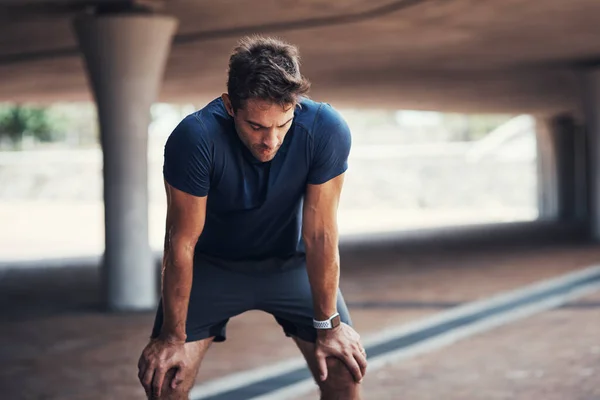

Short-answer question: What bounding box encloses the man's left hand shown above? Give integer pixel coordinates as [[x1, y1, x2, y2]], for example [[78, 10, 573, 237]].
[[314, 323, 367, 383]]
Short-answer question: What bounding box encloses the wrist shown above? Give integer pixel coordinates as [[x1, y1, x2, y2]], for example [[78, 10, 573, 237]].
[[316, 323, 342, 337], [313, 311, 341, 331], [313, 306, 338, 321], [158, 330, 187, 344]]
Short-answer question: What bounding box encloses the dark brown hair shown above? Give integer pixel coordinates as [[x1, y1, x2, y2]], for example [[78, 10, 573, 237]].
[[227, 36, 311, 111]]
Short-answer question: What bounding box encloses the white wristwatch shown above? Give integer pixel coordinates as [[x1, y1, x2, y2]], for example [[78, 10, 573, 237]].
[[313, 312, 341, 330]]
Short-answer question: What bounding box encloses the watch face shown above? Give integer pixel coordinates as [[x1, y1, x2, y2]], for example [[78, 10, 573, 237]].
[[331, 314, 341, 328]]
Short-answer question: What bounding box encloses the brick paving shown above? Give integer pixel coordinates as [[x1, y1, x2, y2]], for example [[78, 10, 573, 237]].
[[293, 295, 600, 400], [1, 244, 599, 399], [568, 289, 600, 304]]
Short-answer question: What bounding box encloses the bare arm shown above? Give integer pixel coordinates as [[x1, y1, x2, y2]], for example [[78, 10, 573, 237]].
[[302, 174, 344, 321], [138, 181, 206, 397], [302, 173, 367, 383], [160, 181, 207, 342]]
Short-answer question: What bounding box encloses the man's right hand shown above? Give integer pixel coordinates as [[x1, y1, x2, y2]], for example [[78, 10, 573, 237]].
[[137, 336, 188, 398]]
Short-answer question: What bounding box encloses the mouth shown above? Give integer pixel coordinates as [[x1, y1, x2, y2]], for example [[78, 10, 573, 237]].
[[254, 149, 276, 162], [256, 146, 276, 155]]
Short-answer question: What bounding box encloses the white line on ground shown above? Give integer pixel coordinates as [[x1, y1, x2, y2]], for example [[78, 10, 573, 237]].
[[251, 281, 600, 400], [189, 358, 306, 399], [359, 265, 600, 350], [191, 265, 600, 400]]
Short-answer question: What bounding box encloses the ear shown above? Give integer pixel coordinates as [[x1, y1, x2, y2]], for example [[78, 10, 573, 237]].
[[221, 93, 235, 117]]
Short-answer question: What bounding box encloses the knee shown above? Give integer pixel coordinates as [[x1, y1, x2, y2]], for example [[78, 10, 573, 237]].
[[149, 368, 189, 400], [320, 357, 358, 394]]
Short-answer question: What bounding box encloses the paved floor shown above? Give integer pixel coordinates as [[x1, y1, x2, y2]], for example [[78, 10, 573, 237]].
[[1, 243, 599, 399], [294, 290, 600, 400]]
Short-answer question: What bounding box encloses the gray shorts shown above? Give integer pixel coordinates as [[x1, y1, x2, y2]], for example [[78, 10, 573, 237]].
[[151, 254, 352, 343]]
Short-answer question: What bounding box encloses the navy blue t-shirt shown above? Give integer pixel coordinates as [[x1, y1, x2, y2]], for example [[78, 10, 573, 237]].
[[163, 97, 351, 264]]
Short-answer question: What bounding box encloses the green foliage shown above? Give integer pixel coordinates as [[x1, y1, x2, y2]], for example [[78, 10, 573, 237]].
[[0, 104, 65, 148]]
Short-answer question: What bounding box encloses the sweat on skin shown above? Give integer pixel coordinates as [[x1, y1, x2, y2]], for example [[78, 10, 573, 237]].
[[137, 36, 367, 400]]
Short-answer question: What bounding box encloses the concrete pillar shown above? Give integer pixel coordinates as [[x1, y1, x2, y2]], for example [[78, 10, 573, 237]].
[[582, 70, 600, 240], [73, 13, 178, 311], [536, 117, 559, 220], [536, 114, 587, 222]]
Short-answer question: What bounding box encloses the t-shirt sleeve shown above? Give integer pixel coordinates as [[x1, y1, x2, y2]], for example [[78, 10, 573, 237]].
[[307, 104, 352, 185], [163, 114, 212, 197]]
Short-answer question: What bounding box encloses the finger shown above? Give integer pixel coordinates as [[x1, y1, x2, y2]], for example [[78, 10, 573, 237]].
[[137, 360, 146, 382], [357, 344, 367, 358], [152, 367, 167, 398], [171, 367, 185, 389], [141, 364, 156, 395], [316, 352, 328, 382], [355, 350, 368, 379], [343, 354, 363, 383]]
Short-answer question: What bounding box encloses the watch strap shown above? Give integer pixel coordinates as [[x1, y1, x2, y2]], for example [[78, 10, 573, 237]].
[[313, 312, 340, 329]]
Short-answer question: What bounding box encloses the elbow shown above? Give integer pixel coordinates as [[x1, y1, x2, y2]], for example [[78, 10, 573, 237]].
[[166, 234, 198, 260], [302, 225, 323, 246], [302, 229, 337, 251], [302, 233, 319, 250]]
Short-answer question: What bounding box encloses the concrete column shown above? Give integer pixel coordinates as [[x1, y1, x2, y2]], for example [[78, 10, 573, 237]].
[[536, 114, 587, 222], [582, 70, 600, 240], [73, 13, 178, 311], [536, 117, 559, 220]]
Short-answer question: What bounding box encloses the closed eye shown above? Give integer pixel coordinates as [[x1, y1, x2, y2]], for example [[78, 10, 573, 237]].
[[246, 118, 293, 130]]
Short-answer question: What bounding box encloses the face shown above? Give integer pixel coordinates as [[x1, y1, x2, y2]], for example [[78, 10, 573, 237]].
[[222, 94, 295, 163]]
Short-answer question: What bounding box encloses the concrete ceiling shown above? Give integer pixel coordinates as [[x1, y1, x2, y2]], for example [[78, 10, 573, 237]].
[[1, 0, 600, 113]]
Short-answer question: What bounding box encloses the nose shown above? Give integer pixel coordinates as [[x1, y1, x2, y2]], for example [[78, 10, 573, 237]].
[[262, 130, 279, 149]]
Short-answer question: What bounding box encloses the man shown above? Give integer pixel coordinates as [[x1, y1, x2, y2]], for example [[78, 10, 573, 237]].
[[138, 36, 367, 400]]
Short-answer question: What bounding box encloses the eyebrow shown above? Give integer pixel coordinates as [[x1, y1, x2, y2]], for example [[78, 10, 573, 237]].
[[245, 117, 293, 129]]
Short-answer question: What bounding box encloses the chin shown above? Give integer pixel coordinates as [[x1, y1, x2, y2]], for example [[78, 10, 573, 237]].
[[254, 151, 277, 162], [258, 154, 275, 162]]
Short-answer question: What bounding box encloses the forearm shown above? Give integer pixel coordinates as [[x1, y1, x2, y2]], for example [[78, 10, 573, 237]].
[[304, 232, 340, 320], [160, 240, 195, 342]]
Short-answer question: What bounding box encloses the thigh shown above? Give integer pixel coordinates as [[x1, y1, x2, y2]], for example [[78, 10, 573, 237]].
[[154, 337, 214, 400], [259, 265, 353, 343], [292, 336, 322, 383]]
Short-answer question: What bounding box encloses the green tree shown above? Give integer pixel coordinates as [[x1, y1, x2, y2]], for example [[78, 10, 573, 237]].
[[0, 104, 59, 149]]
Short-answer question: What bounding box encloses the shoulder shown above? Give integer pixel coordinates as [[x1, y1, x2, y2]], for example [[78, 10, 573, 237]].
[[294, 98, 350, 143], [167, 97, 230, 148], [194, 97, 232, 137], [315, 102, 348, 134], [295, 98, 348, 134]]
